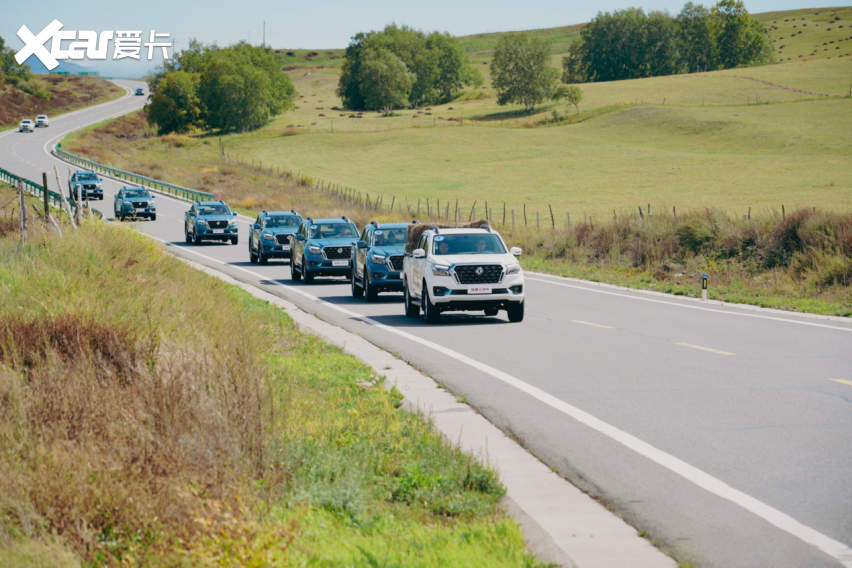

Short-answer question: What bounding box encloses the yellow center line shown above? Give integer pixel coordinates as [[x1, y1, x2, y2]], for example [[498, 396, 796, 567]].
[[830, 379, 852, 387], [676, 343, 735, 356], [572, 320, 613, 329]]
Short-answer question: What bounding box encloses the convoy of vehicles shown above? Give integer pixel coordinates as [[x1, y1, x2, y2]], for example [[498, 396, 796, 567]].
[[70, 171, 105, 201], [249, 210, 302, 264], [290, 216, 359, 284], [114, 186, 156, 220], [351, 221, 412, 301]]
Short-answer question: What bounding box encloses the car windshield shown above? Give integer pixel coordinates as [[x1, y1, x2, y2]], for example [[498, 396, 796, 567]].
[[77, 173, 98, 180], [372, 228, 407, 247], [22, 120, 32, 124], [266, 215, 300, 228], [432, 233, 507, 255], [126, 188, 149, 197], [199, 203, 231, 215], [309, 223, 357, 239]]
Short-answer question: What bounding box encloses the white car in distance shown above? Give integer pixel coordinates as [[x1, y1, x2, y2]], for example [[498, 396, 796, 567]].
[[36, 115, 50, 128], [19, 119, 34, 132], [403, 224, 525, 323]]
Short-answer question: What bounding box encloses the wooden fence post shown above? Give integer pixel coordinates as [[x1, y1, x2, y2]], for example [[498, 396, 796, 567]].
[[18, 179, 27, 244], [536, 212, 540, 233], [567, 212, 571, 229], [549, 204, 555, 229], [42, 172, 49, 217]]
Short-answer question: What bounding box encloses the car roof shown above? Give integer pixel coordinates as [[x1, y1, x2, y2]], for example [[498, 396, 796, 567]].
[[308, 218, 353, 224], [372, 223, 410, 229], [37, 114, 47, 117], [21, 119, 32, 122], [425, 227, 499, 236], [198, 201, 229, 206], [265, 211, 300, 217]]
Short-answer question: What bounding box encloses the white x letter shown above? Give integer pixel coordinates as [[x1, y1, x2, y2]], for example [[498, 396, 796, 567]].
[[16, 19, 64, 70]]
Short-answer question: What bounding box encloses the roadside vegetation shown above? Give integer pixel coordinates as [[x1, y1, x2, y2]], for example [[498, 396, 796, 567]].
[[0, 187, 543, 566]]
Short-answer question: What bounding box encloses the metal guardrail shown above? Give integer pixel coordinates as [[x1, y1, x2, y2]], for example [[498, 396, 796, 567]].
[[54, 144, 215, 202], [0, 166, 69, 210]]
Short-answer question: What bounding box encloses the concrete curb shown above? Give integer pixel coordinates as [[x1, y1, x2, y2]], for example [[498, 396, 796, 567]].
[[180, 257, 676, 568]]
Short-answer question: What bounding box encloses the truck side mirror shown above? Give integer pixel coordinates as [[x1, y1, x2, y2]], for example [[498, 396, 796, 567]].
[[357, 240, 367, 249], [296, 234, 305, 241], [510, 247, 522, 257], [413, 249, 425, 258], [252, 223, 260, 230]]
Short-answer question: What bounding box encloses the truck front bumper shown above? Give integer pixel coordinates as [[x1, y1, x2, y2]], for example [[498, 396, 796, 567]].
[[428, 273, 524, 311]]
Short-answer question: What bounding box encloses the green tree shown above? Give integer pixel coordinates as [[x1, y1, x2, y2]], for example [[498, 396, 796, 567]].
[[146, 71, 201, 134], [561, 41, 588, 84], [644, 11, 680, 77], [0, 36, 31, 83], [490, 34, 558, 112], [576, 9, 649, 82], [710, 0, 772, 69], [552, 85, 583, 114], [427, 31, 482, 101], [678, 2, 714, 73], [359, 48, 414, 115]]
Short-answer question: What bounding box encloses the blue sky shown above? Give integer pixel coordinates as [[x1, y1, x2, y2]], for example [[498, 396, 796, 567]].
[[2, 0, 847, 76]]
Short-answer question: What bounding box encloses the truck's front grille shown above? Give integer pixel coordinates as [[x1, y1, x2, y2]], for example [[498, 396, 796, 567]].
[[132, 201, 147, 208], [454, 264, 503, 284], [84, 184, 98, 189], [323, 246, 351, 260], [388, 255, 404, 271], [208, 220, 228, 229], [275, 234, 291, 245]]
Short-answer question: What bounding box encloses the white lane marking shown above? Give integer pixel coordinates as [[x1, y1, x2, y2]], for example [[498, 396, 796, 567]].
[[526, 277, 852, 333], [146, 234, 852, 567]]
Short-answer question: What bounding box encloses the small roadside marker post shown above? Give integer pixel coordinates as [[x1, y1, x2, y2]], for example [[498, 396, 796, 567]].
[[702, 273, 708, 301]]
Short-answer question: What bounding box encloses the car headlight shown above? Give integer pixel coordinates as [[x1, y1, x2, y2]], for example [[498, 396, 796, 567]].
[[196, 219, 207, 226], [122, 202, 132, 208], [228, 218, 238, 226], [431, 264, 451, 276], [370, 253, 386, 263], [308, 245, 322, 254], [505, 263, 521, 275], [262, 233, 274, 241]]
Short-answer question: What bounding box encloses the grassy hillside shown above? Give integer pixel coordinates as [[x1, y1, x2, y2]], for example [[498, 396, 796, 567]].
[[0, 75, 124, 129], [0, 207, 543, 565]]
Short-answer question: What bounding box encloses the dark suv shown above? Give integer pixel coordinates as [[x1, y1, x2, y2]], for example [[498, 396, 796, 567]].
[[351, 221, 414, 301], [290, 216, 359, 284], [184, 200, 239, 245], [249, 210, 303, 264], [70, 171, 104, 201]]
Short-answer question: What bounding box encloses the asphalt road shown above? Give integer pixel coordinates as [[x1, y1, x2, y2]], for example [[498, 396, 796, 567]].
[[3, 81, 852, 568]]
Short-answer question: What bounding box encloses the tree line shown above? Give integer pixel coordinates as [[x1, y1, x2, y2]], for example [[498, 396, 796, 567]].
[[562, 0, 773, 83], [337, 24, 483, 114], [146, 40, 295, 134]]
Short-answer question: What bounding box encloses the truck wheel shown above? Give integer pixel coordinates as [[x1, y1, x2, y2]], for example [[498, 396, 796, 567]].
[[351, 266, 364, 298], [507, 301, 525, 323], [185, 229, 191, 244], [404, 282, 420, 318], [250, 244, 258, 263], [150, 214, 157, 221], [258, 250, 268, 264], [422, 283, 440, 324], [291, 259, 302, 281], [484, 307, 499, 317], [304, 270, 314, 284], [364, 271, 378, 302], [231, 237, 239, 245]]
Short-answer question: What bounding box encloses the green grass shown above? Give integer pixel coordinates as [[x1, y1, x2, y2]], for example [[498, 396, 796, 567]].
[[0, 218, 544, 566]]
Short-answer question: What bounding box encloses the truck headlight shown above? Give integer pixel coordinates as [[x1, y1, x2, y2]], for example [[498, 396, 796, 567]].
[[431, 264, 451, 276], [196, 219, 207, 226], [229, 218, 238, 226], [370, 253, 386, 263], [505, 263, 521, 275], [308, 246, 322, 254], [262, 233, 274, 241]]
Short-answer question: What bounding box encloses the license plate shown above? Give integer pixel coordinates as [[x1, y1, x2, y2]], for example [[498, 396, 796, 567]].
[[212, 229, 224, 234], [282, 245, 290, 251], [332, 260, 349, 267], [468, 286, 492, 295], [135, 207, 146, 211]]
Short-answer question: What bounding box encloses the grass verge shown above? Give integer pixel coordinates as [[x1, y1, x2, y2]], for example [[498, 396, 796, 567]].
[[0, 205, 545, 566]]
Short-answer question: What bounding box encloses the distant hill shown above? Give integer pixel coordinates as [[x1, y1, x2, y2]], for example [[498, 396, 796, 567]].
[[21, 55, 92, 75]]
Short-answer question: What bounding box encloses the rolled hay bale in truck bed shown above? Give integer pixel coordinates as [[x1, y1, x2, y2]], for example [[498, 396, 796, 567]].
[[405, 220, 489, 253]]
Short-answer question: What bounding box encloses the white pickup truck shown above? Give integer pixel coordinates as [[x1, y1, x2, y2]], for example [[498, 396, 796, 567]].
[[402, 223, 525, 323]]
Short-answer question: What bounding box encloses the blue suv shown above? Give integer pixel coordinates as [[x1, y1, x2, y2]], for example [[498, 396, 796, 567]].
[[184, 200, 239, 245], [249, 210, 303, 264], [290, 216, 359, 284], [70, 171, 104, 201], [114, 186, 156, 221], [351, 221, 415, 301]]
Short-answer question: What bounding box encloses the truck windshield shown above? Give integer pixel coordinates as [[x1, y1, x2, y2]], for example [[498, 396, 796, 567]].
[[432, 234, 506, 255], [309, 224, 357, 239], [126, 189, 149, 197], [199, 204, 231, 215], [77, 173, 98, 180], [266, 216, 300, 228], [372, 228, 407, 246]]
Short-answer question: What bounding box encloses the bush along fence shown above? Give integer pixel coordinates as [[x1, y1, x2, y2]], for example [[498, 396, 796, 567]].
[[54, 143, 215, 202]]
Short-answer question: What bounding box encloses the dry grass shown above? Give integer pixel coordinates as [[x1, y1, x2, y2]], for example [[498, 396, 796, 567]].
[[0, 76, 123, 129]]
